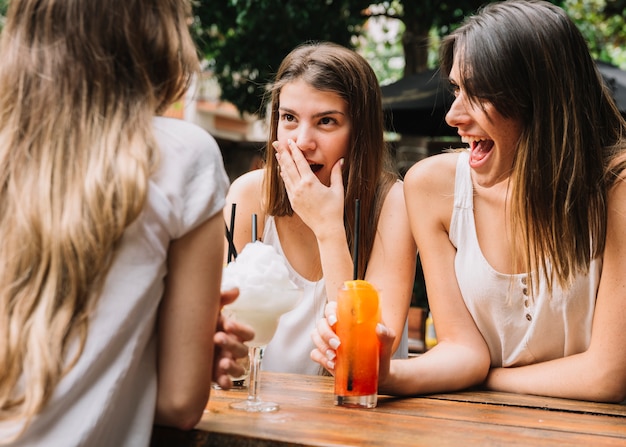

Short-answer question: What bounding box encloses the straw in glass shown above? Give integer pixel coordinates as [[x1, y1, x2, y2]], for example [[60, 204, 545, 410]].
[[352, 198, 360, 280], [252, 213, 258, 243], [226, 203, 237, 262]]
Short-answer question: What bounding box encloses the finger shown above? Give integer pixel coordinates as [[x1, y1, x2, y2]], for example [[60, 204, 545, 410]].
[[328, 157, 345, 191], [324, 301, 338, 326], [220, 288, 239, 307], [310, 348, 336, 375], [213, 357, 233, 389], [274, 140, 299, 181], [212, 354, 247, 390], [287, 139, 313, 175], [311, 327, 333, 358], [220, 356, 246, 379], [214, 372, 234, 391], [315, 316, 341, 353], [214, 331, 249, 358], [222, 318, 255, 343], [376, 323, 396, 382]]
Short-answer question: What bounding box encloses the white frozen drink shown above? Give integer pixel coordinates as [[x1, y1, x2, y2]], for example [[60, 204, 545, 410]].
[[222, 241, 301, 347]]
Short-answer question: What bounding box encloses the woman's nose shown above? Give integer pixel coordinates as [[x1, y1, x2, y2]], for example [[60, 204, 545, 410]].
[[293, 126, 316, 152], [445, 95, 470, 129]]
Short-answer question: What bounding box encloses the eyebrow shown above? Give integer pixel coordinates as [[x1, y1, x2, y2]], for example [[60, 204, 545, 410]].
[[279, 106, 346, 118]]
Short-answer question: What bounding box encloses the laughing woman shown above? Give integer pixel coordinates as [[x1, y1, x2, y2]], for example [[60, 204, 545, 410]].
[[313, 0, 626, 402]]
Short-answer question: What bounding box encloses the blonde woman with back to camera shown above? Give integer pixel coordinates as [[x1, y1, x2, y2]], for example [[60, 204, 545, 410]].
[[0, 0, 252, 445]]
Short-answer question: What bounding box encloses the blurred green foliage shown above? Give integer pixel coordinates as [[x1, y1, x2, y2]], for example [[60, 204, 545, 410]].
[[191, 0, 373, 116], [192, 0, 624, 116], [566, 0, 626, 67], [0, 0, 6, 29], [0, 0, 622, 114]]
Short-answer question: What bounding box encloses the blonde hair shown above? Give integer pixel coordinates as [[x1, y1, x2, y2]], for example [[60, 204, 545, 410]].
[[0, 0, 199, 434]]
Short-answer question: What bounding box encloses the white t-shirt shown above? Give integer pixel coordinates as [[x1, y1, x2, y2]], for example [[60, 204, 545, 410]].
[[0, 117, 230, 446], [450, 150, 599, 367]]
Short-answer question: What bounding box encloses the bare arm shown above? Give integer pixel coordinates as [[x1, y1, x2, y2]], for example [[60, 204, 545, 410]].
[[363, 182, 416, 352], [311, 153, 490, 394], [485, 178, 626, 403], [383, 154, 490, 395], [155, 212, 224, 429]]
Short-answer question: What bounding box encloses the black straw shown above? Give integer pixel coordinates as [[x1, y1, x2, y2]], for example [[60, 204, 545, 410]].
[[225, 223, 237, 262], [226, 203, 237, 262], [252, 213, 258, 243], [228, 203, 238, 261], [352, 199, 360, 280]]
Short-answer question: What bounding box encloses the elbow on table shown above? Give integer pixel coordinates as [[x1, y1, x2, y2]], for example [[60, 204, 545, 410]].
[[467, 352, 491, 388], [155, 396, 207, 431], [591, 375, 626, 403], [577, 359, 626, 403]]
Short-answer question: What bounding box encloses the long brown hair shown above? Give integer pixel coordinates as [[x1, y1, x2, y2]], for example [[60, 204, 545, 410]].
[[440, 0, 626, 292], [0, 0, 199, 433], [263, 42, 397, 279]]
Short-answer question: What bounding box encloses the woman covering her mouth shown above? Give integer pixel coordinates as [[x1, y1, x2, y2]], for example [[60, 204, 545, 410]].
[[225, 41, 416, 375]]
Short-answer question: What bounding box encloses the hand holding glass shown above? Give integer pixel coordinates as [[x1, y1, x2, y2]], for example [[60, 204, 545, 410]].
[[223, 284, 302, 412]]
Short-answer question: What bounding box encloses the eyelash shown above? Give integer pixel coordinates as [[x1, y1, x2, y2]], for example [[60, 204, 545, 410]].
[[449, 83, 461, 97], [279, 114, 337, 126]]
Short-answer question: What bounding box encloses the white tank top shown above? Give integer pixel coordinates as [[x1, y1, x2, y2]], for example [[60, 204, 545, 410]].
[[449, 150, 599, 367]]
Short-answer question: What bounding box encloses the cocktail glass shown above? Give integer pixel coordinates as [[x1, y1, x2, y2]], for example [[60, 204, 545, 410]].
[[223, 284, 302, 412]]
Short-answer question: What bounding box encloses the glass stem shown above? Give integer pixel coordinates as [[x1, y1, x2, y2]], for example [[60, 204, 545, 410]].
[[247, 346, 264, 403]]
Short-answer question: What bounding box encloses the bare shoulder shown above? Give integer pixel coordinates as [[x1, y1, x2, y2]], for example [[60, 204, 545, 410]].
[[226, 169, 266, 246], [382, 179, 406, 207], [403, 151, 461, 197], [401, 150, 461, 237], [228, 169, 264, 197], [226, 169, 265, 220]]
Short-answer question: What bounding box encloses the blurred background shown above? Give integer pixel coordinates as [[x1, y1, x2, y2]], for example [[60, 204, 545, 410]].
[[0, 0, 621, 181], [182, 0, 625, 182]]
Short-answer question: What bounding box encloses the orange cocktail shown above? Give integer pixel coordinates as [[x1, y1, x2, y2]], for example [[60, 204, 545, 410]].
[[334, 280, 380, 408]]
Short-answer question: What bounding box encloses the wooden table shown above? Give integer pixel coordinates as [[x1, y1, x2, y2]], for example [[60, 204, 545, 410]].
[[151, 372, 626, 446]]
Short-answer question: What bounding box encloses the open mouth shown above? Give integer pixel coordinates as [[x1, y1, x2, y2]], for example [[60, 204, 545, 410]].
[[464, 137, 494, 164], [471, 139, 494, 152], [309, 163, 323, 173]]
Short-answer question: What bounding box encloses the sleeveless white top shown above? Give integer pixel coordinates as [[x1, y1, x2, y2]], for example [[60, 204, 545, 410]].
[[262, 216, 408, 375], [449, 150, 600, 367]]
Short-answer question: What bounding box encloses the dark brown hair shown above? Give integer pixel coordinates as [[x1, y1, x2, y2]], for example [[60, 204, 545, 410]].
[[263, 42, 397, 279], [440, 0, 626, 291]]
